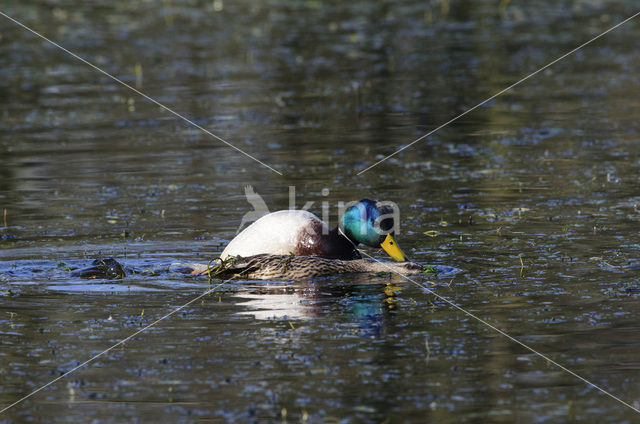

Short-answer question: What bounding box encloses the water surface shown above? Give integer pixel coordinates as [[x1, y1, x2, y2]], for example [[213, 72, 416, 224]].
[[2, 0, 640, 422]]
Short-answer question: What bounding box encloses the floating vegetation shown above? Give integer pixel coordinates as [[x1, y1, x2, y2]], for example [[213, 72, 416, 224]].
[[422, 266, 437, 274]]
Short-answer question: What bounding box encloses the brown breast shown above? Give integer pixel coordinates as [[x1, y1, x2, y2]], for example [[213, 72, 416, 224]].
[[293, 224, 360, 260]]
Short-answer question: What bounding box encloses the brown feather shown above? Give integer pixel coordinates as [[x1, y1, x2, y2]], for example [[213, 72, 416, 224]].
[[204, 254, 423, 280], [293, 225, 360, 260]]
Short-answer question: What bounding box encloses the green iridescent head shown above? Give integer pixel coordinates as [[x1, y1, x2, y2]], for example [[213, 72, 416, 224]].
[[339, 199, 406, 261]]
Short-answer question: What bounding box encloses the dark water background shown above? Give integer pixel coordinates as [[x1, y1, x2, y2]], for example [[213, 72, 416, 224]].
[[2, 0, 640, 422]]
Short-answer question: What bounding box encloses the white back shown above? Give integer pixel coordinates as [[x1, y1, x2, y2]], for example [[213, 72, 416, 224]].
[[220, 210, 328, 260]]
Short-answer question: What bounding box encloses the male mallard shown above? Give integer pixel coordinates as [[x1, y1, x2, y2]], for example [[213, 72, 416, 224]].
[[220, 199, 406, 262], [70, 200, 420, 282]]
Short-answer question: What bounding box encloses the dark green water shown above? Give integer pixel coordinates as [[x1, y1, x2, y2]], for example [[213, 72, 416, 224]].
[[2, 0, 640, 422]]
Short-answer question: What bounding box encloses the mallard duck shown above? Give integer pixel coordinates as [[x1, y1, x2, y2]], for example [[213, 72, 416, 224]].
[[71, 200, 421, 281], [71, 255, 428, 281], [220, 199, 406, 262], [206, 254, 424, 280]]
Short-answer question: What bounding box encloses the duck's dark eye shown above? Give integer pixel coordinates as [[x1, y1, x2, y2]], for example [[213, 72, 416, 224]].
[[379, 217, 393, 232]]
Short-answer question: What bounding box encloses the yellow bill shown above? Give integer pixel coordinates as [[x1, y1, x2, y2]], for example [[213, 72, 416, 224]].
[[381, 233, 406, 261]]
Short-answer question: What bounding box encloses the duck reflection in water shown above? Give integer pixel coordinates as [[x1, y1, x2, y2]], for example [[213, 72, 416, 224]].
[[234, 274, 406, 338]]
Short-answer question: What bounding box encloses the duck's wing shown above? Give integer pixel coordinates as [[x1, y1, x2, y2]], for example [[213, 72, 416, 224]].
[[209, 254, 289, 279], [220, 210, 329, 260]]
